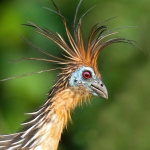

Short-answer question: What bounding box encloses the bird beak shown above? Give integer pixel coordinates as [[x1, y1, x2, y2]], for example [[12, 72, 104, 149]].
[[91, 79, 108, 100]]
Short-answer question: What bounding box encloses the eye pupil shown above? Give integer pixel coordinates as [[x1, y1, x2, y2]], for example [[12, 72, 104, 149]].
[[83, 71, 91, 79]]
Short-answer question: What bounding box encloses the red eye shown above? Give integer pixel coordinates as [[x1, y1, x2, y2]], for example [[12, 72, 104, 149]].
[[82, 71, 91, 79]]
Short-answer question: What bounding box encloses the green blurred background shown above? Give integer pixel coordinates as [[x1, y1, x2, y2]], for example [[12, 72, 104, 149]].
[[0, 0, 150, 150]]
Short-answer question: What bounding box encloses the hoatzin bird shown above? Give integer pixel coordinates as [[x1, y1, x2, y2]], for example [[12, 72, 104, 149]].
[[0, 0, 137, 150]]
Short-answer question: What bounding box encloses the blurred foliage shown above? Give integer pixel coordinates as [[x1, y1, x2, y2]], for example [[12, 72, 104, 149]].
[[0, 0, 150, 150]]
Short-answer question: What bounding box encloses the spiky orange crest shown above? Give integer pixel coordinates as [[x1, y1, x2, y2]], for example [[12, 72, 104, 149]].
[[20, 0, 137, 81], [0, 0, 138, 85]]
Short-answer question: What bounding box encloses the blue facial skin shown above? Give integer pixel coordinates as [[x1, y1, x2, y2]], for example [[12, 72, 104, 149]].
[[69, 66, 98, 96]]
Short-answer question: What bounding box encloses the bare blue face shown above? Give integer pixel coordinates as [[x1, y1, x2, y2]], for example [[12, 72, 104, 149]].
[[69, 66, 108, 99]]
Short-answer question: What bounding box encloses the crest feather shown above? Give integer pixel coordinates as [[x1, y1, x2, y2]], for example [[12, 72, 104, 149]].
[[1, 0, 140, 82], [22, 0, 138, 74]]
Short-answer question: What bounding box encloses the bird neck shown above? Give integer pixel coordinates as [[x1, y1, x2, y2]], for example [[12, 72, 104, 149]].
[[19, 87, 90, 150]]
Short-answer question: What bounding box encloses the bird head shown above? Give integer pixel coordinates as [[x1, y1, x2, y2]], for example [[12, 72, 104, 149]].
[[69, 66, 108, 99]]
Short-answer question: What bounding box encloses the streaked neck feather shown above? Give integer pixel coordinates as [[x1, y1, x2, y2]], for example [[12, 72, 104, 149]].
[[1, 87, 90, 150]]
